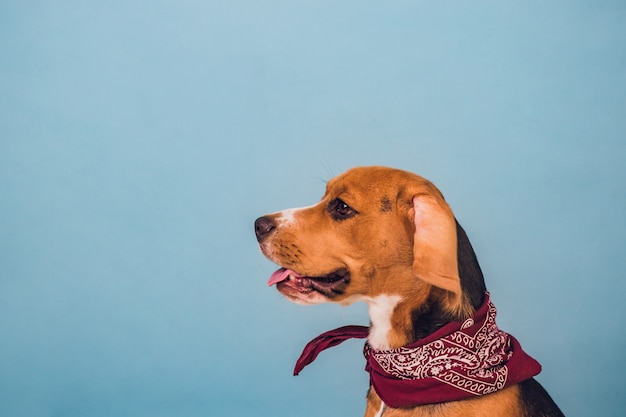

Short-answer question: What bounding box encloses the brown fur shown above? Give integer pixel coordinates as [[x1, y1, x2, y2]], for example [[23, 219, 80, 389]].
[[255, 166, 563, 416]]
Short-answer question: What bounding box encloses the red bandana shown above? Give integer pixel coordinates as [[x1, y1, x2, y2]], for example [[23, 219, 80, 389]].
[[294, 293, 541, 408]]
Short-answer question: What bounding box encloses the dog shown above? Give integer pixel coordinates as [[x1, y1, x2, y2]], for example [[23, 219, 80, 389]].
[[255, 166, 563, 417]]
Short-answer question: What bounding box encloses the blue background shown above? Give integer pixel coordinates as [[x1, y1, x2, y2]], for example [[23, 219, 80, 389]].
[[1, 1, 624, 416]]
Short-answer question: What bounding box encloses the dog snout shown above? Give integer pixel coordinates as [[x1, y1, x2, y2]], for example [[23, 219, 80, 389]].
[[254, 216, 276, 242]]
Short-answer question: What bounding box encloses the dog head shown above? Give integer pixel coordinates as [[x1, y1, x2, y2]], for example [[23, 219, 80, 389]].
[[255, 166, 479, 316]]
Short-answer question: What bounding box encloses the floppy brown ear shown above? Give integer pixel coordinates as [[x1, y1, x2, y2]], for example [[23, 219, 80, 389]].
[[411, 194, 462, 300]]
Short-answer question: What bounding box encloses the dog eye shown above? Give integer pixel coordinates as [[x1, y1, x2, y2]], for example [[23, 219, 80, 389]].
[[328, 198, 357, 220]]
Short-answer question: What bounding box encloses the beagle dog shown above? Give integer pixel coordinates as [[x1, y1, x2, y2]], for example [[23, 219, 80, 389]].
[[255, 166, 563, 417]]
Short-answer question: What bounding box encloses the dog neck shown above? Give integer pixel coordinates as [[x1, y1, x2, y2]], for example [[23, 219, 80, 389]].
[[366, 294, 404, 350], [368, 221, 487, 351], [366, 287, 458, 350]]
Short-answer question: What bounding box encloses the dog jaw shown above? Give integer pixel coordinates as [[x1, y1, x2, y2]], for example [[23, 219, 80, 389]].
[[269, 267, 352, 305]]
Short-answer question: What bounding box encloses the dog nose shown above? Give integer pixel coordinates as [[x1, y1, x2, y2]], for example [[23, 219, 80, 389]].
[[255, 216, 276, 242]]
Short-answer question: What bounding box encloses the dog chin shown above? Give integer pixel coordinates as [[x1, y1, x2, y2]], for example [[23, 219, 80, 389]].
[[278, 288, 329, 305]]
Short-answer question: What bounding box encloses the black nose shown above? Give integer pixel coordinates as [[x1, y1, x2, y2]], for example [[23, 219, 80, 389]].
[[254, 216, 276, 242]]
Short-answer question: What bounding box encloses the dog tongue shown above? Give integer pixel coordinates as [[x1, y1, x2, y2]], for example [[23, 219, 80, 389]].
[[268, 268, 303, 286]]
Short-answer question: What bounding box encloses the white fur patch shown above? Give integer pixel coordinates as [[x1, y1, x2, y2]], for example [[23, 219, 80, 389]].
[[367, 294, 402, 350], [276, 204, 314, 226], [277, 208, 298, 226], [374, 402, 386, 417]]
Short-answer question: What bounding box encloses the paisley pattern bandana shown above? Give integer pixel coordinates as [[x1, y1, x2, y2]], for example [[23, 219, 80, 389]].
[[293, 293, 542, 408]]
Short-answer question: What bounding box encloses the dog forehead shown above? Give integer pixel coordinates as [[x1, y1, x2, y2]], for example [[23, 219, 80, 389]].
[[326, 166, 428, 197]]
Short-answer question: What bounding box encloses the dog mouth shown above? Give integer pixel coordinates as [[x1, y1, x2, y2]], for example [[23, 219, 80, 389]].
[[268, 267, 350, 296]]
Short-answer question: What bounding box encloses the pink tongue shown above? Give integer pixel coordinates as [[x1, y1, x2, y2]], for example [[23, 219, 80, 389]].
[[268, 268, 303, 286]]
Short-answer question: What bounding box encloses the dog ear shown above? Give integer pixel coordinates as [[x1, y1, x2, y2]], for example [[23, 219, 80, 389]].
[[411, 193, 462, 300]]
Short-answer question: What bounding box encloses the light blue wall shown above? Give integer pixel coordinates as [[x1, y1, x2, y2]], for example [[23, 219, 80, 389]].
[[1, 1, 624, 416]]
